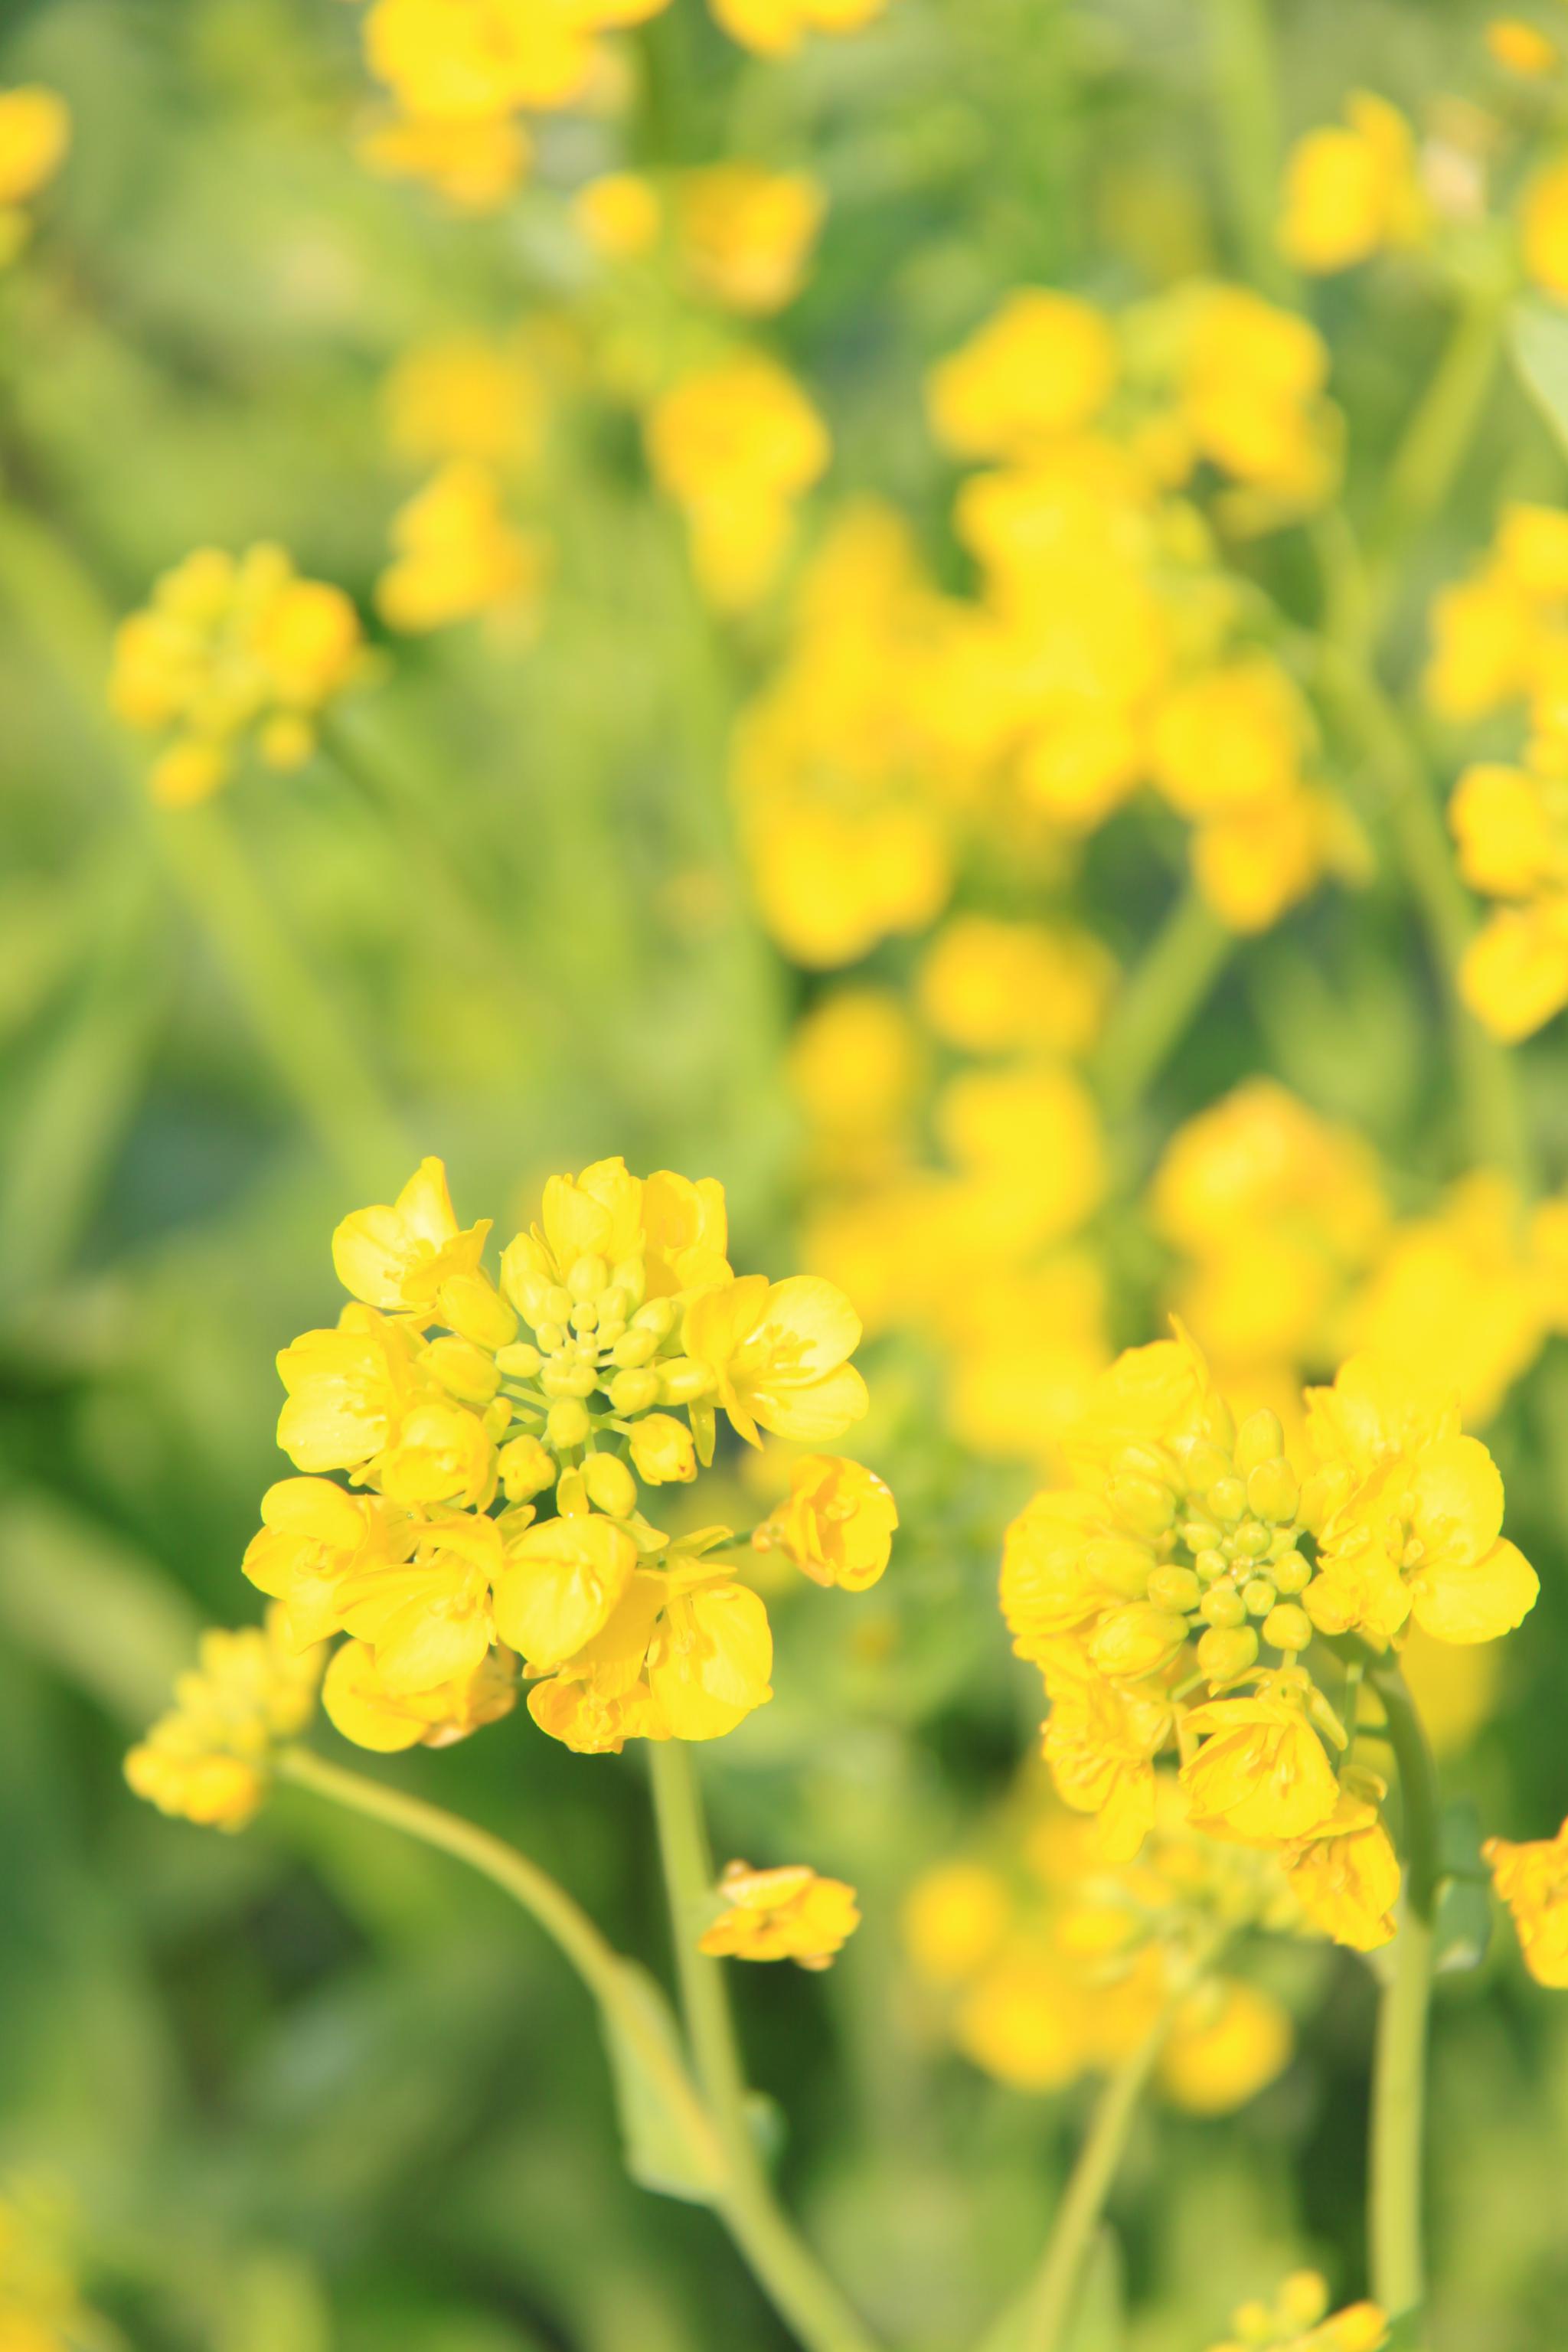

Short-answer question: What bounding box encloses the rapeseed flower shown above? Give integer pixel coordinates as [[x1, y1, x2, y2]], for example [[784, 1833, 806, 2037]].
[[1205, 2272, 1387, 2352], [645, 351, 830, 609], [678, 163, 825, 314], [377, 462, 549, 635], [1279, 93, 1426, 274], [0, 84, 69, 261], [698, 1860, 860, 1967], [111, 544, 364, 804], [125, 1609, 325, 1829], [710, 0, 887, 58], [753, 1453, 897, 1588], [1485, 1816, 1568, 1984]]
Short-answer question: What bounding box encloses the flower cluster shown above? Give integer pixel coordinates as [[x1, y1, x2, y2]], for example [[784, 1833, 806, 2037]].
[[698, 1860, 861, 1968], [1278, 93, 1425, 275], [1429, 503, 1568, 1037], [110, 544, 364, 805], [1000, 1328, 1537, 1941], [157, 1155, 893, 1772], [0, 83, 69, 263], [1204, 2272, 1387, 2352], [377, 335, 551, 636], [124, 1609, 324, 1829], [1485, 1815, 1568, 1986], [575, 162, 825, 315], [645, 351, 831, 610], [904, 1776, 1301, 2111]]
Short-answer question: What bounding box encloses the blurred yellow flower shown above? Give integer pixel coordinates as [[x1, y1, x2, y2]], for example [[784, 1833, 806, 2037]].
[[678, 162, 825, 314], [1485, 1816, 1568, 1985], [384, 335, 547, 472], [0, 83, 68, 258], [645, 351, 830, 609], [573, 168, 662, 257], [1158, 1977, 1293, 2112], [927, 289, 1119, 459], [358, 108, 531, 208], [1206, 2271, 1388, 2352], [1279, 93, 1426, 274], [1348, 1171, 1546, 1424], [698, 1860, 861, 1968], [917, 916, 1116, 1059], [787, 987, 924, 1177], [111, 544, 364, 804], [377, 461, 549, 634], [710, 0, 887, 58], [1520, 154, 1568, 297], [1487, 18, 1558, 75], [126, 1609, 325, 1830]]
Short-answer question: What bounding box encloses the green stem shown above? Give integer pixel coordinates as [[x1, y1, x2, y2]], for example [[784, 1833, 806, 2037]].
[[646, 1739, 883, 2352], [0, 500, 409, 1192], [1094, 885, 1233, 1119], [276, 1746, 723, 2172], [1364, 1663, 1442, 2328], [1204, 0, 1293, 300], [1311, 640, 1536, 1193], [1011, 2006, 1174, 2352]]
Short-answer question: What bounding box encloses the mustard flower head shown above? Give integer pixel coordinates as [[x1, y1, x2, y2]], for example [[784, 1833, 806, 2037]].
[[1278, 93, 1426, 275], [753, 1453, 897, 1589], [110, 544, 364, 805], [1488, 18, 1559, 77], [1206, 2272, 1387, 2352], [377, 461, 549, 636], [645, 351, 831, 610], [125, 1608, 325, 1830], [243, 1157, 884, 1760], [698, 1860, 861, 1968], [677, 163, 826, 315], [0, 84, 69, 262], [999, 1328, 1534, 1937], [1484, 1816, 1568, 1986], [904, 1779, 1301, 2107]]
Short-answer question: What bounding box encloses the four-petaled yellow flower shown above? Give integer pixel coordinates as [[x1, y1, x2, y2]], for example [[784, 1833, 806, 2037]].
[[754, 1453, 897, 1589], [698, 1860, 861, 1968]]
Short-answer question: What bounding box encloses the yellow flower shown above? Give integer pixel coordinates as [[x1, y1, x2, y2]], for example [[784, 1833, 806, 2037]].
[[917, 916, 1116, 1059], [629, 1412, 697, 1484], [645, 353, 830, 609], [678, 163, 825, 315], [358, 108, 531, 210], [323, 1638, 518, 1751], [335, 1511, 501, 1692], [1484, 1817, 1568, 1985], [902, 1861, 1013, 1982], [1150, 655, 1308, 818], [377, 462, 548, 635], [710, 0, 886, 58], [684, 1272, 867, 1446], [1280, 1786, 1400, 1950], [1349, 1171, 1545, 1425], [1461, 900, 1568, 1040], [927, 290, 1118, 459], [384, 335, 547, 472], [787, 987, 923, 1176], [1174, 286, 1339, 515], [646, 1573, 775, 1738], [332, 1155, 496, 1321], [241, 1475, 413, 1649], [276, 1305, 420, 1476], [125, 1609, 324, 1830], [754, 1454, 897, 1589], [1520, 155, 1568, 298], [111, 544, 363, 802], [0, 85, 70, 236], [1039, 1642, 1172, 1859], [1488, 18, 1559, 76], [493, 1511, 638, 1669], [1205, 2272, 1389, 2352], [1303, 1353, 1538, 1645], [697, 1860, 860, 1968], [1158, 1977, 1293, 2113], [1181, 1687, 1340, 1842], [573, 169, 663, 257], [1279, 93, 1425, 274]]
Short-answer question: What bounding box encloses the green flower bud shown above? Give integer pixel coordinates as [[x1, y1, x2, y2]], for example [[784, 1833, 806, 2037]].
[[1241, 1576, 1278, 1617]]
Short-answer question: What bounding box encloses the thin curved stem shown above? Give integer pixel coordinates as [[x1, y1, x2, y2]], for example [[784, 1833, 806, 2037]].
[[1364, 1662, 1442, 2327], [1095, 885, 1233, 1119], [1011, 2005, 1174, 2352], [647, 1739, 884, 2352], [1203, 0, 1294, 301]]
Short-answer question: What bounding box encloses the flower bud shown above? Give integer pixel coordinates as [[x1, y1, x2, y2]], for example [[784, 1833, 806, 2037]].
[[1263, 1602, 1312, 1651], [1271, 1546, 1310, 1594], [632, 1297, 676, 1339], [482, 1397, 513, 1439], [629, 1412, 697, 1485], [583, 1452, 637, 1517], [495, 1341, 542, 1380], [543, 1285, 573, 1325], [1089, 1602, 1188, 1678], [658, 1357, 714, 1404], [1233, 1409, 1285, 1475], [1194, 1547, 1228, 1583], [437, 1272, 518, 1351], [611, 1256, 646, 1310], [1206, 1475, 1246, 1524], [1241, 1576, 1277, 1617], [498, 1433, 556, 1501], [1109, 1475, 1176, 1538], [1197, 1625, 1259, 1682], [423, 1334, 501, 1405], [1181, 1440, 1232, 1492], [555, 1468, 590, 1515], [567, 1254, 609, 1302], [546, 1398, 591, 1449], [1232, 1517, 1272, 1560], [541, 1359, 598, 1399], [1246, 1457, 1300, 1524], [534, 1319, 566, 1354], [609, 1367, 661, 1415], [1083, 1536, 1158, 1600], [1147, 1565, 1201, 1613], [1200, 1583, 1246, 1628], [1180, 1517, 1222, 1553], [610, 1327, 659, 1368], [570, 1301, 599, 1334]]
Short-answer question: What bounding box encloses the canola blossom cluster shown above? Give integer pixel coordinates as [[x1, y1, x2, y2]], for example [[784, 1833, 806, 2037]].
[[127, 1155, 894, 1821], [352, 0, 884, 213], [0, 83, 69, 263], [1001, 1328, 1537, 1948], [124, 1610, 325, 1831], [1202, 2272, 1388, 2352], [1428, 503, 1568, 1040], [904, 1778, 1302, 2114], [109, 544, 365, 806]]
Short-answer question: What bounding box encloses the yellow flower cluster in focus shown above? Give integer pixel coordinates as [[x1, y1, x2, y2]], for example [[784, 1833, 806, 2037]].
[[0, 84, 69, 263], [1278, 93, 1426, 274], [125, 1155, 893, 1798], [123, 1609, 325, 1829], [1429, 503, 1568, 1037], [904, 1779, 1300, 2111], [1000, 1328, 1536, 1942], [110, 544, 364, 805], [1204, 2271, 1387, 2352], [698, 1859, 860, 1968]]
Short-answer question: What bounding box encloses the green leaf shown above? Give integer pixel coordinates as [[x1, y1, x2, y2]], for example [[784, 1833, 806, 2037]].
[[1382, 2308, 1426, 2351], [1509, 298, 1568, 454], [0, 1489, 201, 1723], [600, 1962, 722, 2206]]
